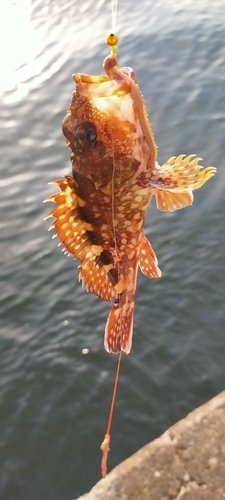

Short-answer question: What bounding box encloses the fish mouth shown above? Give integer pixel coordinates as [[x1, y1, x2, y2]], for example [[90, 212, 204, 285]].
[[73, 72, 128, 101], [73, 53, 119, 85], [73, 54, 132, 100], [73, 56, 136, 125], [73, 74, 109, 84]]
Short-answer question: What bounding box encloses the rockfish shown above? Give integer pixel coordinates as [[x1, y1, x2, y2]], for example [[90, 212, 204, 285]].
[[45, 53, 216, 354]]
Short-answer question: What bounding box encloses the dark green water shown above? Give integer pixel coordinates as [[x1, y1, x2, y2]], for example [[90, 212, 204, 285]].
[[0, 1, 225, 499]]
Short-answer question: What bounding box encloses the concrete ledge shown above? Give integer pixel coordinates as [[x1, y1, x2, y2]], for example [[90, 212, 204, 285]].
[[76, 391, 225, 500]]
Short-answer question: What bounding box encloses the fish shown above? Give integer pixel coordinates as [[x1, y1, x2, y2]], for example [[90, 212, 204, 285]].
[[45, 52, 216, 355]]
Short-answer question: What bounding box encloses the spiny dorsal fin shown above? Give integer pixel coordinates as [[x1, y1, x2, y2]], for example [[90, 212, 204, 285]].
[[79, 258, 114, 302], [44, 176, 90, 259], [44, 176, 114, 302]]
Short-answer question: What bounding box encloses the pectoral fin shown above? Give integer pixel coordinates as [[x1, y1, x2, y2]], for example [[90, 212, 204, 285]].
[[152, 189, 193, 212], [149, 156, 216, 212]]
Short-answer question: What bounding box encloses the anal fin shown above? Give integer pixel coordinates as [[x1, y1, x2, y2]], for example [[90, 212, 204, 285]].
[[139, 235, 161, 278]]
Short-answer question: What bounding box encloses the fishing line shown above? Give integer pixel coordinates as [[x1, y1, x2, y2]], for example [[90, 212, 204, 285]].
[[100, 28, 123, 477], [111, 134, 117, 257], [106, 350, 122, 435], [100, 350, 122, 477], [111, 0, 118, 33]]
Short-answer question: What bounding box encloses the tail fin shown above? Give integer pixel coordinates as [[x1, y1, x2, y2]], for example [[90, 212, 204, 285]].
[[104, 264, 138, 354], [105, 297, 134, 354]]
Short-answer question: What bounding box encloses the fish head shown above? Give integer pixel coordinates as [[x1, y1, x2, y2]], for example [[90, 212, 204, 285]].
[[62, 55, 156, 189]]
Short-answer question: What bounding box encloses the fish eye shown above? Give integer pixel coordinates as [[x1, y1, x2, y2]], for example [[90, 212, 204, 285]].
[[74, 122, 97, 149]]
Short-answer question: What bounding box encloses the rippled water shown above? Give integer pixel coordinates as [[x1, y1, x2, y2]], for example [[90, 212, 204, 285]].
[[1, 1, 225, 499]]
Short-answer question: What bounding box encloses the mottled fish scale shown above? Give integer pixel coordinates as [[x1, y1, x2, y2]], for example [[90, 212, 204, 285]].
[[45, 53, 216, 354]]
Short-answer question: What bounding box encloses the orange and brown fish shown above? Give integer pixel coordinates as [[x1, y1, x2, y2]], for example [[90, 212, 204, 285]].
[[45, 47, 216, 355]]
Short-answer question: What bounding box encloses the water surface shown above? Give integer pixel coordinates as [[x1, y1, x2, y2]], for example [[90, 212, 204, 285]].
[[0, 1, 225, 499]]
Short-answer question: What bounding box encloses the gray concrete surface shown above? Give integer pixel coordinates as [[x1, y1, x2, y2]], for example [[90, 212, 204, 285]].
[[76, 391, 225, 500]]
